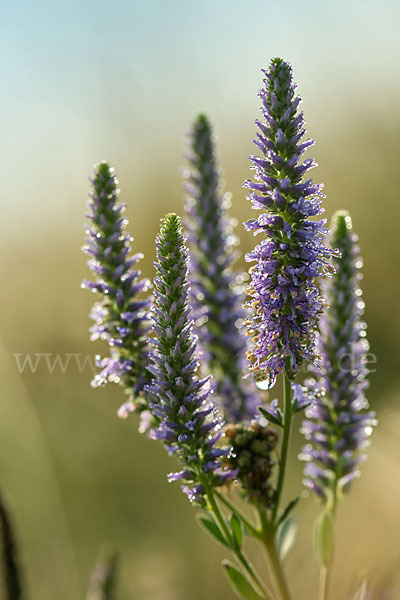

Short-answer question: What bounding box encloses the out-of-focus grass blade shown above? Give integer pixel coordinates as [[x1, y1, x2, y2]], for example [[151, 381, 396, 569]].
[[0, 493, 23, 599], [351, 579, 369, 600], [85, 551, 118, 600]]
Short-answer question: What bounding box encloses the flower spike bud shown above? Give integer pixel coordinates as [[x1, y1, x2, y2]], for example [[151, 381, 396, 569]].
[[225, 423, 278, 507], [184, 114, 259, 422], [82, 162, 151, 412], [244, 58, 334, 383], [146, 213, 233, 504], [300, 211, 377, 507]]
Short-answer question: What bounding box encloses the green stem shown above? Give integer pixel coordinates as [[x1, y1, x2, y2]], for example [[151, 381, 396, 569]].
[[318, 506, 335, 600], [258, 506, 292, 600], [203, 481, 270, 599], [272, 373, 293, 524], [319, 565, 330, 600]]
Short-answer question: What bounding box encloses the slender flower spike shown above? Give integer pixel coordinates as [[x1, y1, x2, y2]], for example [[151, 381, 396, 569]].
[[82, 162, 151, 411], [184, 114, 258, 422], [244, 58, 334, 384], [146, 214, 233, 503], [300, 211, 377, 507]]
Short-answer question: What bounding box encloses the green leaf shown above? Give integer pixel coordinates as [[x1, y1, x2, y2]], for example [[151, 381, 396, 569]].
[[197, 515, 229, 548], [222, 561, 265, 600], [291, 397, 312, 413], [276, 516, 297, 561], [277, 497, 299, 526], [258, 407, 283, 427], [230, 513, 243, 549], [313, 511, 335, 566]]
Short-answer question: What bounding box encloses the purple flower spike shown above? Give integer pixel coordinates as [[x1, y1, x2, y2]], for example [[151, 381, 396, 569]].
[[300, 211, 377, 507], [82, 162, 151, 410], [244, 58, 334, 383], [184, 115, 259, 422], [146, 214, 233, 504]]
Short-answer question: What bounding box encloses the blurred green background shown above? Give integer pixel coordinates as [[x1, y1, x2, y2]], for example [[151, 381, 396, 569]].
[[1, 0, 400, 598]]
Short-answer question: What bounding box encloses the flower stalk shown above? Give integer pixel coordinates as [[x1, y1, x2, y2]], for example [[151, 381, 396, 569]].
[[300, 211, 376, 600], [300, 210, 376, 504], [271, 374, 293, 525], [184, 114, 258, 422], [82, 161, 151, 415], [244, 58, 333, 384], [204, 481, 271, 599], [146, 213, 233, 503]]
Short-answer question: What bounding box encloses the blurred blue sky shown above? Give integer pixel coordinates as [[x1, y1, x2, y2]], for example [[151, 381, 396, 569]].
[[1, 0, 399, 238]]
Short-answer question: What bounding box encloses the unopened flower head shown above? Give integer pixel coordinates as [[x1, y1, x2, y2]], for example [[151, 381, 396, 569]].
[[244, 58, 334, 384], [82, 162, 151, 406], [184, 114, 258, 422], [225, 423, 278, 507], [146, 213, 233, 503], [300, 211, 377, 507]]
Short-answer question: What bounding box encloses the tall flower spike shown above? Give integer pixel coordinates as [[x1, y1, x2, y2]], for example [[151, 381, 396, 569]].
[[300, 211, 377, 507], [82, 162, 151, 412], [184, 114, 258, 422], [146, 214, 233, 504], [244, 58, 334, 384]]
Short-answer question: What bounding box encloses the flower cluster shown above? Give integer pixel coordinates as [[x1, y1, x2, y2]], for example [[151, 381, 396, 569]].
[[244, 58, 334, 384], [82, 162, 151, 411], [79, 56, 380, 600], [184, 114, 258, 422], [145, 214, 233, 503], [300, 211, 376, 506]]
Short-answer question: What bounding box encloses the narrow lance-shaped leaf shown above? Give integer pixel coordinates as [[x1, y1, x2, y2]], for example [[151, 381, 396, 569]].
[[222, 561, 267, 600], [313, 511, 334, 567], [277, 497, 299, 526], [230, 513, 243, 550], [197, 515, 229, 549], [276, 516, 297, 562]]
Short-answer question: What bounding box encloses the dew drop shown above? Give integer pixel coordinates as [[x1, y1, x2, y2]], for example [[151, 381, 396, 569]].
[[255, 373, 277, 390]]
